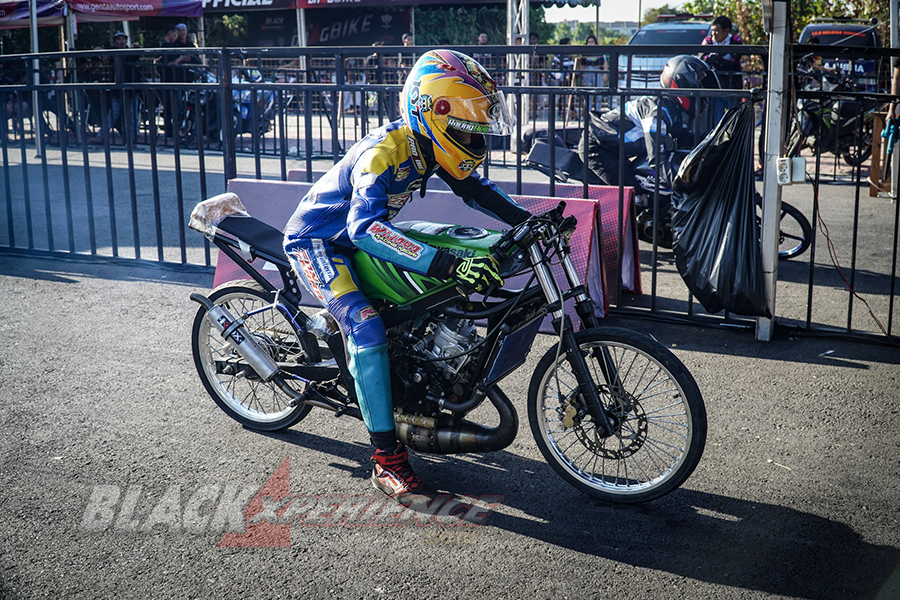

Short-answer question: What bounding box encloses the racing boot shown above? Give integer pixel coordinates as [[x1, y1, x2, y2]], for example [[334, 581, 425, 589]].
[[371, 443, 428, 497]]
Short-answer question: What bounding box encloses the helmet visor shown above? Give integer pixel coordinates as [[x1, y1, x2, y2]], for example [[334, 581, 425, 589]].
[[437, 91, 515, 136]]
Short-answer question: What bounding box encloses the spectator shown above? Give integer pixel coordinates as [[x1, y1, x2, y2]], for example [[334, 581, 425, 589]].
[[89, 31, 142, 146], [527, 32, 547, 120], [175, 23, 202, 68], [550, 38, 574, 118], [157, 25, 185, 139], [474, 31, 496, 76], [0, 61, 32, 137], [700, 15, 743, 122], [0, 61, 13, 120], [399, 32, 416, 77], [581, 34, 605, 88], [551, 38, 574, 86], [81, 52, 110, 134]]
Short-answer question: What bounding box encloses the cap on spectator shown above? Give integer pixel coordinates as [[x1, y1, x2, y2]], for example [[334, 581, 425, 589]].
[[176, 23, 187, 30], [114, 31, 128, 39]]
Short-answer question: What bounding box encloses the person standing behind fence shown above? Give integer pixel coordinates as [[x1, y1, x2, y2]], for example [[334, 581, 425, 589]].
[[399, 33, 416, 79], [175, 23, 202, 71], [581, 34, 605, 88], [89, 31, 142, 147], [474, 32, 497, 78], [700, 15, 743, 123], [156, 25, 188, 139], [550, 38, 574, 116]]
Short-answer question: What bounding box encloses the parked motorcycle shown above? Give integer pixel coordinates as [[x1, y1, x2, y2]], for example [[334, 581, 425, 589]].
[[786, 67, 875, 167], [633, 161, 812, 259], [187, 194, 707, 503], [181, 67, 276, 145], [524, 145, 812, 259]]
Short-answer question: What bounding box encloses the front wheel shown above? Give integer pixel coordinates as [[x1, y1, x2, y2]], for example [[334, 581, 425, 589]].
[[191, 281, 319, 431], [528, 327, 706, 503]]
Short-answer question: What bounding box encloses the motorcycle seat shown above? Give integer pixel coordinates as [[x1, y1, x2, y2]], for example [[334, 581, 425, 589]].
[[216, 215, 290, 268]]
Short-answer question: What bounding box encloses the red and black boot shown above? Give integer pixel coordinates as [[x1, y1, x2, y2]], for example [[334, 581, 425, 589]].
[[371, 443, 428, 497]]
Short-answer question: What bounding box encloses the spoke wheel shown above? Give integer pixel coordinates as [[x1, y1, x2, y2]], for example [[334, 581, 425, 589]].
[[191, 281, 318, 431], [528, 328, 706, 503]]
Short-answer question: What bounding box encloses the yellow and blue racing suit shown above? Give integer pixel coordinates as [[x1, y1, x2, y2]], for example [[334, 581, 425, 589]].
[[283, 119, 529, 438]]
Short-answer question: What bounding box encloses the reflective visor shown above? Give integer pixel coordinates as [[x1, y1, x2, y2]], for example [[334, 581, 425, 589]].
[[437, 91, 515, 136]]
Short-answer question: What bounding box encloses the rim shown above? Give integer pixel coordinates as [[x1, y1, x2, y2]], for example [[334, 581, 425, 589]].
[[198, 291, 305, 423], [537, 340, 694, 496], [778, 208, 808, 258]]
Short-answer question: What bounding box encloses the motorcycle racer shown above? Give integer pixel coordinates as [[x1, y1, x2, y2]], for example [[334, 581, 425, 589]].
[[283, 49, 529, 498]]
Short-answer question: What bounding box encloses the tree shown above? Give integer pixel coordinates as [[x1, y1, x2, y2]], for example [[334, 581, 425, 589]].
[[681, 0, 891, 44], [204, 14, 249, 48], [413, 6, 553, 46], [642, 4, 687, 25]]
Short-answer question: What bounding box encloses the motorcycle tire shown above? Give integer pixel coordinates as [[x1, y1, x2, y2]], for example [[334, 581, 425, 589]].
[[191, 281, 318, 431], [527, 327, 706, 504], [839, 118, 874, 167], [754, 194, 813, 260]]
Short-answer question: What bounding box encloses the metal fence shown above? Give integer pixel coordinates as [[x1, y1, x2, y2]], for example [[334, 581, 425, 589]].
[[1, 43, 898, 345]]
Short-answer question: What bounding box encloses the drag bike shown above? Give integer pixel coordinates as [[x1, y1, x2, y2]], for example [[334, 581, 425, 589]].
[[187, 193, 707, 503], [786, 67, 875, 167]]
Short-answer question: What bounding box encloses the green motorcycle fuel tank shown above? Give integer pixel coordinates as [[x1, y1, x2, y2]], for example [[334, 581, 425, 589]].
[[353, 221, 503, 305]]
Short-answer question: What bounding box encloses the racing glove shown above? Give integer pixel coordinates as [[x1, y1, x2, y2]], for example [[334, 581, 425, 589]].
[[453, 255, 502, 294]]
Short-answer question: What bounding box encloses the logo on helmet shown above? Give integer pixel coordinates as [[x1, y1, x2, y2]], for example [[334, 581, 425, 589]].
[[447, 116, 490, 134], [416, 94, 433, 113], [461, 57, 496, 94], [458, 159, 477, 172]]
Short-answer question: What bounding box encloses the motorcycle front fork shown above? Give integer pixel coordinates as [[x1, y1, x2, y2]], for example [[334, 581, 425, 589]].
[[530, 245, 615, 437]]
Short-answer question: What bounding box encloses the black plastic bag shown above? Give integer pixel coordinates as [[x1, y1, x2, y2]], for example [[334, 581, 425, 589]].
[[671, 102, 771, 317]]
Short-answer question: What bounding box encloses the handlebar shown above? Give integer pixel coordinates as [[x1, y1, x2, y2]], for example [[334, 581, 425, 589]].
[[454, 202, 572, 298], [489, 201, 574, 265]]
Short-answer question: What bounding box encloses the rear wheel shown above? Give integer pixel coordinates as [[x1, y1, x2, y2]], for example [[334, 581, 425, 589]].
[[191, 281, 319, 431], [528, 328, 706, 504], [840, 122, 873, 167], [755, 193, 812, 260]]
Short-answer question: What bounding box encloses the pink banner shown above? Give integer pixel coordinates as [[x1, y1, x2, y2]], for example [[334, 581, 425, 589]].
[[209, 178, 640, 321]]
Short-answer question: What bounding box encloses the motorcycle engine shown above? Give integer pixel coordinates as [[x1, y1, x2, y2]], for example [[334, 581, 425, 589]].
[[417, 318, 480, 375], [389, 317, 483, 414]]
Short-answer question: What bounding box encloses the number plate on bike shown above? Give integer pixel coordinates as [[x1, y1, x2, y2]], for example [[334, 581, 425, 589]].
[[484, 316, 544, 387]]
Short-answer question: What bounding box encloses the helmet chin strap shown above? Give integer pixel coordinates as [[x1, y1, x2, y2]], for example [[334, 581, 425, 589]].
[[412, 130, 435, 162], [411, 131, 437, 198]]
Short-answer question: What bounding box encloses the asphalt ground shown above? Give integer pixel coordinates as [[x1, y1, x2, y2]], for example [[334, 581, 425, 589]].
[[0, 251, 898, 600], [2, 130, 900, 598]]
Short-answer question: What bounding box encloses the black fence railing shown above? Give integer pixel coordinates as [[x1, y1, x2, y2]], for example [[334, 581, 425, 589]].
[[1, 43, 899, 345]]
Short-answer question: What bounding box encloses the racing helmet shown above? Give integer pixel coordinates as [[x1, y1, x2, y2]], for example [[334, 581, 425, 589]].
[[660, 55, 720, 112], [400, 49, 514, 179]]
